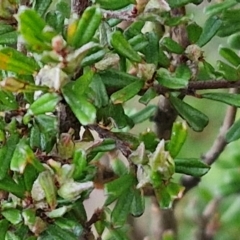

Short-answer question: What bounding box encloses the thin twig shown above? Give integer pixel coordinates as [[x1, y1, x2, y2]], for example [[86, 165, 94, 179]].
[[195, 197, 221, 240], [102, 9, 137, 21], [203, 89, 238, 165], [88, 124, 132, 157], [154, 79, 240, 96], [181, 88, 238, 193], [71, 0, 89, 16]]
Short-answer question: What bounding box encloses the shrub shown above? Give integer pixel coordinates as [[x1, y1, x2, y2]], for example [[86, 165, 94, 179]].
[[0, 0, 240, 239]]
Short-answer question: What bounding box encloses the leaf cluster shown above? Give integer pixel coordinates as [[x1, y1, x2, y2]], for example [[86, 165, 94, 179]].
[[0, 0, 240, 239]]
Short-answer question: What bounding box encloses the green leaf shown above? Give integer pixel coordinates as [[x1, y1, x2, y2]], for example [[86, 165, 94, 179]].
[[89, 74, 109, 108], [0, 219, 9, 240], [158, 47, 170, 67], [46, 206, 72, 218], [110, 80, 144, 104], [56, 0, 71, 19], [27, 93, 61, 116], [168, 0, 203, 8], [107, 18, 122, 27], [130, 189, 145, 217], [0, 133, 19, 180], [217, 21, 240, 38], [155, 182, 183, 209], [46, 11, 65, 33], [187, 22, 202, 44], [96, 0, 136, 10], [39, 171, 57, 209], [0, 48, 40, 74], [62, 83, 96, 125], [87, 138, 116, 161], [71, 70, 94, 95], [34, 115, 58, 153], [18, 9, 56, 52], [114, 132, 140, 150], [104, 174, 135, 205], [161, 37, 184, 54], [139, 88, 157, 105], [228, 33, 240, 50], [111, 190, 134, 227], [29, 124, 41, 150], [130, 105, 157, 124], [128, 34, 148, 51], [72, 149, 87, 180], [226, 118, 240, 143], [168, 121, 188, 158], [0, 90, 18, 111], [70, 199, 87, 224], [110, 31, 142, 62], [204, 0, 237, 16], [10, 140, 45, 173], [0, 31, 17, 45], [217, 60, 239, 81], [174, 158, 210, 177], [155, 185, 172, 209], [165, 15, 189, 27], [142, 32, 159, 65], [45, 224, 77, 240], [99, 69, 140, 89], [198, 60, 217, 80], [139, 130, 159, 152], [169, 95, 209, 132], [202, 92, 240, 107], [175, 64, 192, 80], [0, 77, 48, 93], [156, 68, 189, 89], [23, 165, 38, 192], [196, 16, 222, 47], [0, 175, 25, 198], [106, 227, 129, 240], [81, 49, 107, 67], [5, 231, 21, 240], [0, 24, 15, 35], [219, 46, 240, 67], [2, 209, 22, 225], [54, 217, 83, 237], [33, 0, 52, 17], [97, 103, 133, 129], [94, 213, 105, 236], [110, 158, 128, 176], [124, 20, 145, 39], [68, 6, 102, 48]]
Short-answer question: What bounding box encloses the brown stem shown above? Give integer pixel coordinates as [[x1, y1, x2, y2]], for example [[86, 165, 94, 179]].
[[88, 124, 132, 157], [203, 90, 238, 165], [149, 197, 177, 240], [71, 0, 89, 16], [154, 79, 240, 96], [195, 198, 221, 240], [102, 10, 136, 21]]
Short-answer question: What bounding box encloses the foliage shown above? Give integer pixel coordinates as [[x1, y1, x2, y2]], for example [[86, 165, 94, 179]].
[[0, 0, 240, 239]]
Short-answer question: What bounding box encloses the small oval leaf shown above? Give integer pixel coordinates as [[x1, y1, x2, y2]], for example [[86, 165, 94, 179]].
[[110, 31, 142, 62], [28, 93, 61, 115], [226, 118, 240, 143], [156, 68, 189, 89], [174, 158, 210, 177], [219, 46, 240, 67], [110, 80, 144, 104], [169, 95, 209, 132], [202, 92, 240, 107], [62, 83, 96, 125], [196, 16, 222, 47]]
